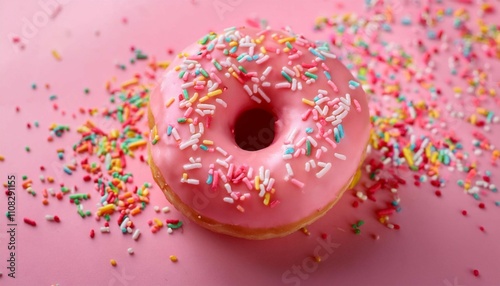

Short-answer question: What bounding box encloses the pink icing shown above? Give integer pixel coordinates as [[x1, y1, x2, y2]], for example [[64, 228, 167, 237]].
[[149, 26, 370, 229]]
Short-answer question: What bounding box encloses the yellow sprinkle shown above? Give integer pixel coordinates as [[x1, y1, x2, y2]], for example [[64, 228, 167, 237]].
[[236, 205, 245, 212], [301, 98, 315, 107], [182, 173, 188, 180], [313, 256, 321, 263], [263, 192, 270, 206], [52, 50, 61, 60], [121, 78, 139, 89], [283, 47, 290, 53], [476, 108, 488, 116], [110, 259, 117, 267], [187, 118, 193, 123], [202, 140, 213, 145], [128, 140, 147, 150], [157, 61, 170, 69], [0, 155, 5, 161], [402, 148, 414, 166], [207, 89, 222, 97], [153, 218, 163, 227], [229, 41, 238, 47], [166, 97, 175, 107], [300, 227, 310, 236], [431, 152, 439, 164], [260, 46, 267, 54], [174, 66, 181, 71], [199, 96, 210, 103], [278, 37, 296, 44], [189, 92, 199, 103], [98, 204, 116, 215], [169, 255, 178, 262], [254, 176, 260, 190]]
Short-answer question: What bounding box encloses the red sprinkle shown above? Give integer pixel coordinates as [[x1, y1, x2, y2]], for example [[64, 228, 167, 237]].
[[473, 269, 480, 277], [478, 203, 485, 209], [24, 218, 37, 227], [461, 210, 468, 216], [434, 190, 442, 197], [90, 229, 95, 238]]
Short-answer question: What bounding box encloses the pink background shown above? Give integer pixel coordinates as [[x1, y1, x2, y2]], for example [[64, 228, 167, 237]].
[[0, 0, 499, 285]]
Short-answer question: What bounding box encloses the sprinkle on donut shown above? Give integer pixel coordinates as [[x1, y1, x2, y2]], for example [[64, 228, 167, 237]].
[[153, 26, 365, 212]]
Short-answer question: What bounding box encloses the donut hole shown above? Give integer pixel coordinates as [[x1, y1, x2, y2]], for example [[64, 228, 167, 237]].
[[233, 108, 277, 151]]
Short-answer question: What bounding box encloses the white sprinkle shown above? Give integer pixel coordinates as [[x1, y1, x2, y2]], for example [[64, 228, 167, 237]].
[[223, 197, 234, 204], [286, 128, 298, 144], [189, 123, 195, 134], [309, 160, 316, 168], [334, 153, 347, 160], [316, 163, 332, 178], [282, 66, 295, 76], [263, 169, 270, 185], [198, 123, 204, 134], [305, 162, 311, 172], [162, 206, 170, 213], [315, 149, 322, 159], [132, 229, 141, 240], [319, 50, 336, 58], [256, 54, 269, 64], [262, 81, 271, 87], [286, 163, 294, 177], [243, 85, 253, 96], [215, 98, 227, 108], [307, 136, 318, 147], [128, 248, 134, 255], [224, 155, 233, 162], [295, 136, 306, 148], [318, 89, 328, 95], [291, 78, 297, 91], [247, 167, 253, 178], [181, 82, 194, 89], [257, 88, 271, 103], [186, 179, 199, 185], [253, 84, 259, 94], [216, 147, 228, 156], [224, 183, 232, 193], [318, 161, 327, 167], [258, 166, 264, 181], [283, 154, 293, 160], [251, 96, 262, 103], [275, 82, 291, 89], [263, 66, 272, 77], [179, 139, 199, 150], [183, 163, 202, 170], [198, 103, 216, 110], [298, 82, 303, 90], [216, 159, 229, 168], [100, 227, 110, 233], [195, 109, 205, 117]]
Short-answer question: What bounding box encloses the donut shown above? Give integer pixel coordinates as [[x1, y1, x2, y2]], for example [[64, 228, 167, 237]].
[[148, 26, 370, 239]]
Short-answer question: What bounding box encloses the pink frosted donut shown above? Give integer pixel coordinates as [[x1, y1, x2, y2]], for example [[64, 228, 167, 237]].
[[148, 26, 370, 239]]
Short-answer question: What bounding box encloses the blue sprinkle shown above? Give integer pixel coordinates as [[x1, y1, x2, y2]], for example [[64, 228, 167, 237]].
[[401, 16, 412, 25], [285, 148, 294, 154], [495, 201, 500, 206], [391, 201, 399, 206], [324, 71, 332, 80], [427, 30, 437, 40], [229, 46, 238, 54], [63, 166, 72, 175], [348, 80, 360, 89], [472, 193, 480, 200], [207, 43, 215, 51], [200, 145, 208, 151], [334, 128, 340, 143], [338, 124, 345, 138], [252, 55, 259, 60], [206, 174, 213, 184], [167, 125, 173, 136], [305, 127, 314, 134], [308, 47, 325, 60], [382, 23, 392, 32]]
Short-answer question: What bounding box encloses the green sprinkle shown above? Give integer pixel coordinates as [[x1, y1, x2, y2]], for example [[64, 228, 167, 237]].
[[285, 41, 293, 49], [182, 89, 189, 100], [69, 193, 89, 200], [179, 70, 186, 79], [238, 66, 247, 74], [200, 68, 209, 78], [31, 83, 37, 89], [84, 88, 90, 94], [177, 118, 187, 123], [167, 221, 183, 229], [306, 140, 312, 156], [212, 60, 222, 71], [356, 220, 365, 227], [304, 72, 318, 80], [22, 175, 27, 180], [199, 35, 209, 45], [25, 146, 30, 152], [354, 229, 361, 235], [281, 71, 292, 83]]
